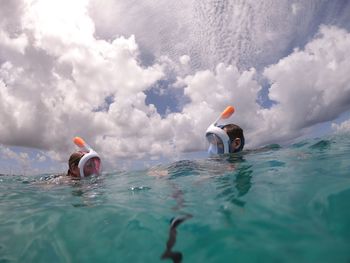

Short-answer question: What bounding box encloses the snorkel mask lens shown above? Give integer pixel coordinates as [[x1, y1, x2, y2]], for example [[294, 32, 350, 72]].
[[83, 157, 101, 177], [206, 133, 225, 154]]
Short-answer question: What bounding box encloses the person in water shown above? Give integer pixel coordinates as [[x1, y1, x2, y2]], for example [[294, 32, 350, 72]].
[[67, 151, 102, 178], [206, 123, 245, 154], [205, 106, 245, 155], [67, 137, 102, 178]]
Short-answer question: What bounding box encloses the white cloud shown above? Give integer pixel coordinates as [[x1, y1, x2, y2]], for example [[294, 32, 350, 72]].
[[0, 0, 165, 167], [179, 55, 190, 65], [171, 63, 262, 151], [1, 0, 350, 172], [23, 0, 95, 54], [0, 145, 17, 160], [36, 153, 46, 162], [0, 145, 30, 168], [0, 30, 28, 54], [259, 26, 350, 146], [88, 0, 350, 71], [332, 119, 350, 134], [291, 3, 301, 16]]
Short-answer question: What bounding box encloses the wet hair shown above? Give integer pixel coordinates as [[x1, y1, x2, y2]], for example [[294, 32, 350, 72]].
[[222, 124, 245, 152], [67, 151, 85, 176]]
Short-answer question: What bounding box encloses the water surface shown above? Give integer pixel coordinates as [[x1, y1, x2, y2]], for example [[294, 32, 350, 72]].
[[1, 134, 350, 262]]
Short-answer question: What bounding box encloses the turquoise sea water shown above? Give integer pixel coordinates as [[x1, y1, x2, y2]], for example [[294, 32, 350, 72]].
[[1, 134, 350, 263]]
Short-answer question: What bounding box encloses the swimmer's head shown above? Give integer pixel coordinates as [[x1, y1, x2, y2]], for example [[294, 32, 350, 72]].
[[205, 106, 244, 155], [68, 137, 102, 178], [206, 124, 244, 155], [67, 151, 85, 177]]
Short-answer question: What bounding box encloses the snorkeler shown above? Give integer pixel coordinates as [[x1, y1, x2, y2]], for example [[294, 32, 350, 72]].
[[205, 106, 245, 154], [67, 137, 102, 178]]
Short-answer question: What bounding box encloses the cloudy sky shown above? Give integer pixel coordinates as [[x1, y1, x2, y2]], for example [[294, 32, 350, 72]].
[[1, 0, 350, 174]]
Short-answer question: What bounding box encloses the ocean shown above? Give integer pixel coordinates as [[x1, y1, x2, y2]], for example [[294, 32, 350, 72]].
[[1, 134, 350, 263]]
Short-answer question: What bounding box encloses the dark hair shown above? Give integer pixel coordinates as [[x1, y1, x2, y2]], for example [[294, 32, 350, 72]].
[[222, 124, 245, 152], [67, 151, 84, 176]]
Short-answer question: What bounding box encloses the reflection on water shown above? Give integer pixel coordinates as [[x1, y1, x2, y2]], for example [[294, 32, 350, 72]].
[[65, 176, 107, 207], [167, 160, 201, 179], [309, 181, 350, 241], [157, 155, 255, 262], [214, 157, 253, 207]]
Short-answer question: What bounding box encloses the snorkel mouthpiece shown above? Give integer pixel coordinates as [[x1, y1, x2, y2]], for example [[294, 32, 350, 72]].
[[73, 137, 101, 178], [206, 106, 235, 154]]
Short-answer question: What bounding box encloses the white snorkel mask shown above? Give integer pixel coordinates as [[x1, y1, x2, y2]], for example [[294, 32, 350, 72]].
[[73, 137, 102, 178], [205, 106, 235, 155]]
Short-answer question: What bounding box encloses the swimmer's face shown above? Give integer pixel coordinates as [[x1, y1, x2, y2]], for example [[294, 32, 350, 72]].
[[207, 133, 225, 153], [70, 163, 81, 177], [83, 157, 101, 177]]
